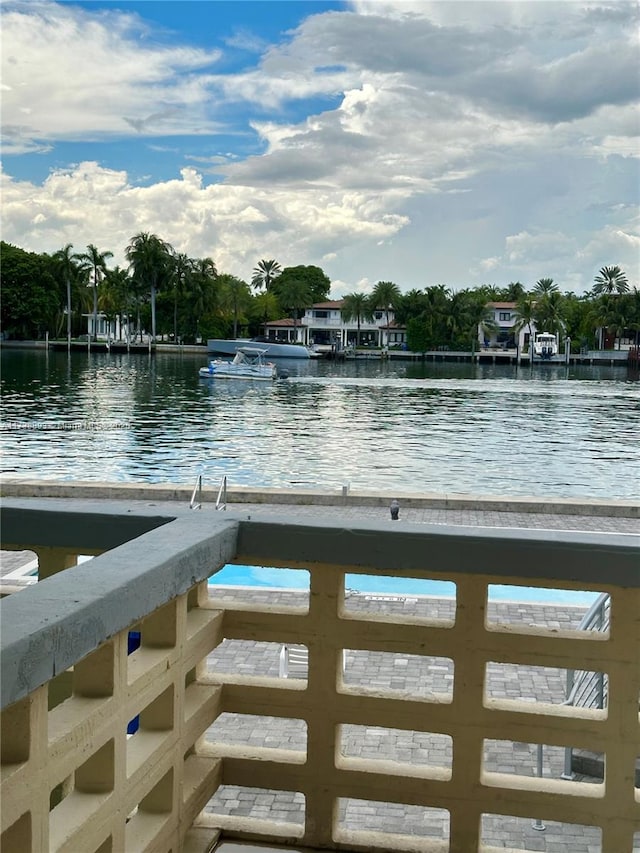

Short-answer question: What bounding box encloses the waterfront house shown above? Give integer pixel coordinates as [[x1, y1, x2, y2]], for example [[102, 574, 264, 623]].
[[85, 312, 135, 343], [480, 301, 538, 352], [264, 300, 407, 350]]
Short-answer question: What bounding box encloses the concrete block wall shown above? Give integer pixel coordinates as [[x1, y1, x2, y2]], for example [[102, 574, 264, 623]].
[[1, 503, 638, 852]]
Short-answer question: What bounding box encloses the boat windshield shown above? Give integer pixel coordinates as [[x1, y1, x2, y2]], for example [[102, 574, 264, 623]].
[[235, 347, 266, 359]]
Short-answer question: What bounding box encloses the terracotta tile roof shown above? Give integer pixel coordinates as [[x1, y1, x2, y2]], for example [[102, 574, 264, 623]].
[[312, 300, 344, 309], [264, 318, 298, 327], [487, 301, 517, 309]]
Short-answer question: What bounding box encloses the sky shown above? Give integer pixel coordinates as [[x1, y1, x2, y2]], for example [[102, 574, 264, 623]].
[[1, 0, 639, 298]]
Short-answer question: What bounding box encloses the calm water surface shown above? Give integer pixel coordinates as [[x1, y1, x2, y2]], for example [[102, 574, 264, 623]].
[[1, 349, 638, 500]]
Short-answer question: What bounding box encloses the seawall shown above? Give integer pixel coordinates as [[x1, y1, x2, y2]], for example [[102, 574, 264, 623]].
[[1, 479, 637, 518]]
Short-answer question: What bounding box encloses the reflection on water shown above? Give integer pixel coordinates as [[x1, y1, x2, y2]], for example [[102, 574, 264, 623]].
[[1, 349, 638, 499]]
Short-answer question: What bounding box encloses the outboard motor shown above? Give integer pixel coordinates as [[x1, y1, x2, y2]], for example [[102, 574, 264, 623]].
[[278, 368, 290, 380]]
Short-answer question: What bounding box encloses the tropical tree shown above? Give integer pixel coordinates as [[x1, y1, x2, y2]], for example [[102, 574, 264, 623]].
[[78, 244, 113, 341], [370, 280, 401, 337], [0, 242, 61, 339], [445, 291, 468, 346], [628, 288, 640, 346], [125, 232, 172, 342], [533, 290, 566, 338], [561, 292, 595, 351], [596, 294, 632, 350], [271, 265, 331, 306], [168, 252, 193, 343], [421, 285, 451, 347], [248, 291, 280, 334], [398, 286, 451, 351], [341, 292, 374, 345], [462, 294, 498, 353], [218, 274, 252, 338], [593, 265, 629, 295], [513, 295, 536, 351], [101, 266, 134, 341], [188, 257, 218, 340], [394, 289, 430, 325], [52, 244, 88, 347], [533, 278, 558, 296], [406, 316, 430, 353], [499, 281, 526, 302], [251, 259, 282, 293], [252, 259, 282, 326], [277, 276, 312, 335]]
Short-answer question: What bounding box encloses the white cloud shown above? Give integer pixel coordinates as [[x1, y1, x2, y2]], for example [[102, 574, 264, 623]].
[[1, 1, 224, 150], [474, 222, 640, 292], [0, 0, 638, 295], [0, 162, 410, 283]]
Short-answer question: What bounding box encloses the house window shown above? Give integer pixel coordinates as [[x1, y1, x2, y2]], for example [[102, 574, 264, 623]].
[[374, 311, 383, 320], [314, 310, 328, 319], [499, 312, 511, 321]]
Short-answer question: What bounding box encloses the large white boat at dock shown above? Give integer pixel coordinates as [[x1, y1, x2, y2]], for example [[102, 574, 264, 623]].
[[533, 332, 559, 359], [208, 338, 312, 359]]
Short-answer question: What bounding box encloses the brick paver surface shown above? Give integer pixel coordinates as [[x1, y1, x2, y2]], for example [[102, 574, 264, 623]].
[[204, 588, 610, 852], [2, 498, 636, 850], [222, 500, 640, 535]]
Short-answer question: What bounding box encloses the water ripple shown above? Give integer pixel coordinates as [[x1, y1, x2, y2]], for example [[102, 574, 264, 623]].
[[1, 350, 638, 499]]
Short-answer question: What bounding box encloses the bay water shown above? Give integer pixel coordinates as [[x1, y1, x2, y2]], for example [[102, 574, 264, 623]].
[[1, 349, 638, 500]]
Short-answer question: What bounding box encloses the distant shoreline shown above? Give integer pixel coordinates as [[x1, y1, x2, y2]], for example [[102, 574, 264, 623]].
[[1, 338, 635, 366]]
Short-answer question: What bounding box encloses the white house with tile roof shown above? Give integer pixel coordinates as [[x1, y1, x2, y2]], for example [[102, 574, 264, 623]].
[[264, 300, 406, 349], [480, 301, 540, 351]]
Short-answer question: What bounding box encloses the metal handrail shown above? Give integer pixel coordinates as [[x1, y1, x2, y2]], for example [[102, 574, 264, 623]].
[[565, 592, 610, 706], [215, 475, 227, 511], [190, 474, 202, 510], [562, 592, 610, 778]]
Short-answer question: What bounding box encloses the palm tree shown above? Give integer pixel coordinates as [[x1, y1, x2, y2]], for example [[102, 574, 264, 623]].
[[252, 259, 282, 327], [422, 285, 451, 347], [629, 288, 640, 347], [341, 293, 374, 346], [252, 259, 281, 293], [596, 294, 632, 350], [370, 280, 401, 344], [168, 253, 193, 343], [464, 296, 498, 353], [189, 257, 217, 340], [593, 265, 629, 295], [534, 290, 566, 338], [501, 281, 526, 302], [218, 274, 252, 338], [513, 295, 536, 351], [277, 277, 312, 340], [533, 278, 558, 296], [78, 244, 113, 342], [52, 244, 87, 349], [100, 266, 129, 341], [250, 291, 280, 332], [125, 232, 172, 342]]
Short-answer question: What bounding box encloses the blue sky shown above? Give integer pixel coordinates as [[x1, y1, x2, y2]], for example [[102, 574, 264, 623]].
[[1, 0, 638, 296]]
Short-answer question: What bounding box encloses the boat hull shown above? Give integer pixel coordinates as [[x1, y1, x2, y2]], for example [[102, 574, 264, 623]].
[[533, 333, 559, 359], [207, 339, 310, 359], [199, 365, 276, 381]]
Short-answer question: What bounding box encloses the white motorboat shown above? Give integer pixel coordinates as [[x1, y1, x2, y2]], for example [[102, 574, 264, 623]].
[[199, 347, 279, 381], [533, 332, 559, 359], [208, 338, 311, 359]]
